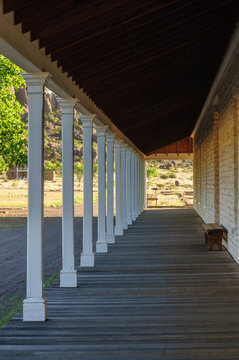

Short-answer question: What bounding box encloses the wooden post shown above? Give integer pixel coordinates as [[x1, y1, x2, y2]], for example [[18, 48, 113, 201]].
[[58, 97, 77, 287], [80, 115, 95, 267], [22, 72, 49, 321]]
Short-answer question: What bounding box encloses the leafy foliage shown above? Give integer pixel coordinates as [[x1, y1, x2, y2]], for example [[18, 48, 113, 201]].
[[93, 163, 98, 178], [0, 55, 27, 174], [147, 167, 157, 179], [74, 162, 83, 183], [44, 160, 58, 171]]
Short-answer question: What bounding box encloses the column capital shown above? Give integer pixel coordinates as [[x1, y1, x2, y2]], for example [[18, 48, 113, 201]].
[[106, 132, 116, 142], [121, 144, 127, 153], [126, 147, 132, 155], [114, 139, 123, 148], [21, 72, 49, 86], [94, 124, 108, 137], [80, 114, 96, 128], [56, 97, 78, 114]]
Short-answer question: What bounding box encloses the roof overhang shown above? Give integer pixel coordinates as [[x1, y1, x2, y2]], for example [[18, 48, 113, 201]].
[[0, 1, 144, 156], [146, 153, 193, 160], [1, 1, 239, 155]]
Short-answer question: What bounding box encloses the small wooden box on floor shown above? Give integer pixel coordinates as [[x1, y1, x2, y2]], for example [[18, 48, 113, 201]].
[[203, 223, 224, 251]]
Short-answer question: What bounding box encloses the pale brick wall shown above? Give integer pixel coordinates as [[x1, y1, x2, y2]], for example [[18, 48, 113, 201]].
[[194, 61, 239, 261], [194, 112, 215, 223]]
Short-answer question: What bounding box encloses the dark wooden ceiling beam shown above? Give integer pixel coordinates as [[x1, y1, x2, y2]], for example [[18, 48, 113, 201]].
[[3, 0, 38, 13], [44, 0, 198, 56], [99, 84, 205, 130], [47, 0, 234, 61], [49, 0, 202, 60], [13, 0, 75, 24], [106, 83, 205, 122], [87, 51, 215, 99], [27, 0, 172, 41], [60, 9, 230, 74], [71, 28, 225, 90], [20, 0, 138, 33]]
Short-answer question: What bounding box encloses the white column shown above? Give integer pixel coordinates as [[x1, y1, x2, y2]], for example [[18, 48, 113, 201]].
[[22, 72, 48, 322], [141, 159, 144, 212], [131, 151, 136, 221], [95, 125, 108, 253], [144, 159, 147, 209], [134, 153, 138, 218], [57, 97, 77, 287], [121, 144, 127, 229], [136, 156, 139, 215], [106, 132, 115, 244], [80, 115, 95, 267], [138, 158, 141, 213], [126, 147, 132, 225], [115, 140, 123, 235], [136, 156, 140, 216], [139, 157, 143, 213]]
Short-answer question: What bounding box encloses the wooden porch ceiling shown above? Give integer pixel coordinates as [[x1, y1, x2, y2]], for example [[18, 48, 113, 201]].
[[148, 136, 193, 156], [3, 0, 239, 154]]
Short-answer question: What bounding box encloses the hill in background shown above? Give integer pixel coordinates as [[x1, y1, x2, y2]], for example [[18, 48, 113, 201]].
[[15, 86, 97, 168]]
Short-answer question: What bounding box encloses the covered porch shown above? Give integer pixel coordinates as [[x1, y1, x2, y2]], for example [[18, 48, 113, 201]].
[[2, 1, 239, 357], [1, 209, 239, 359]]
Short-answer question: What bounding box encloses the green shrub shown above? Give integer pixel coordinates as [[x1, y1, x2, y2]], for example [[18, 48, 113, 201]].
[[169, 173, 176, 179], [93, 164, 98, 178], [160, 174, 168, 179], [147, 167, 157, 179], [44, 160, 57, 171], [74, 162, 83, 182]]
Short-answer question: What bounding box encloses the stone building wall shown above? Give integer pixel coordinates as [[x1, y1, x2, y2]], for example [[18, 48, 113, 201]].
[[194, 111, 215, 223], [193, 43, 239, 262]]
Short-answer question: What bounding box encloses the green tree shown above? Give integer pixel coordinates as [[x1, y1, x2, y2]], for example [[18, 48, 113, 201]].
[[147, 167, 157, 179], [0, 54, 27, 174], [44, 160, 58, 171], [93, 163, 98, 178], [74, 162, 83, 185]]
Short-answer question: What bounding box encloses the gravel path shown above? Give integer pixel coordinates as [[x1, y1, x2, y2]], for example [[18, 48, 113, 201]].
[[0, 216, 98, 321]]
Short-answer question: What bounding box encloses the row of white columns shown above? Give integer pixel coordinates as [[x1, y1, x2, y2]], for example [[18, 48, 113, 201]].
[[22, 72, 146, 321]]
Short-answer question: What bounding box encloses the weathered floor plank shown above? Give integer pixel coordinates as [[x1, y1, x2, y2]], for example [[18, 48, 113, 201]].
[[1, 209, 239, 359]]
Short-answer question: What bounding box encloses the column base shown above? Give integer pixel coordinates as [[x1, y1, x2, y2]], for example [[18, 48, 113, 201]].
[[60, 270, 77, 287], [96, 241, 108, 253], [106, 234, 115, 244], [80, 253, 95, 267], [127, 218, 132, 226], [115, 225, 123, 236], [132, 214, 136, 221], [122, 220, 128, 230], [23, 297, 47, 322]]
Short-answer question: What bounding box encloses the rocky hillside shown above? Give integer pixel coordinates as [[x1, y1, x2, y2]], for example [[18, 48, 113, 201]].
[[15, 86, 97, 167]]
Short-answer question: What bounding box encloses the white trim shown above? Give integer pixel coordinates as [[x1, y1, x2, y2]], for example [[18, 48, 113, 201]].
[[146, 153, 193, 160]]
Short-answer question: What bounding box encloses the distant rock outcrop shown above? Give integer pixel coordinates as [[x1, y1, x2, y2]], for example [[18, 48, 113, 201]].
[[15, 85, 97, 164]]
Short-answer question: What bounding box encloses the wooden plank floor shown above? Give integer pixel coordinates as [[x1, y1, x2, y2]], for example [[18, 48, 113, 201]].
[[1, 208, 239, 359]]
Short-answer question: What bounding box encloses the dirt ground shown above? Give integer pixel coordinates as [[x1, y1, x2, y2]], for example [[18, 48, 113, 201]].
[[0, 177, 99, 227], [0, 215, 100, 324]]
